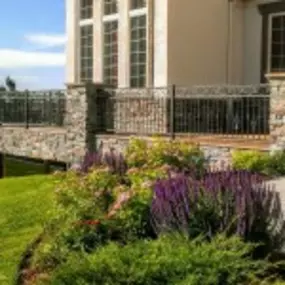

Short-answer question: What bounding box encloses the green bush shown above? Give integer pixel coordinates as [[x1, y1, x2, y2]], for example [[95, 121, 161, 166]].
[[52, 168, 120, 219], [38, 168, 122, 256], [232, 150, 270, 173], [232, 150, 285, 176], [125, 137, 205, 175], [48, 234, 270, 285], [111, 188, 154, 242], [267, 151, 285, 176]]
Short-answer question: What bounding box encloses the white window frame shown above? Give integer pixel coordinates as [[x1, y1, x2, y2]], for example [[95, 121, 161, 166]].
[[267, 11, 285, 73], [102, 13, 119, 22], [79, 19, 93, 26], [129, 4, 148, 88], [79, 0, 93, 21], [129, 7, 147, 18], [102, 1, 119, 86], [79, 23, 94, 82]]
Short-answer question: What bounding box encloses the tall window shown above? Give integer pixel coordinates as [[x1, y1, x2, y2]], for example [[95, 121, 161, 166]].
[[103, 21, 118, 86], [130, 15, 147, 87], [130, 0, 146, 10], [104, 0, 118, 15], [269, 13, 285, 72], [80, 25, 93, 82], [103, 0, 118, 86], [80, 0, 93, 20]]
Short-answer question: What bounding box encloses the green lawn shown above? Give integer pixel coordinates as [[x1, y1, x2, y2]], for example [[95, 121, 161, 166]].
[[0, 175, 55, 284]]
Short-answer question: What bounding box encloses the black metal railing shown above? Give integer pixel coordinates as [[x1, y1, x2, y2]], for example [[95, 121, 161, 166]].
[[0, 90, 66, 128], [93, 84, 271, 139]]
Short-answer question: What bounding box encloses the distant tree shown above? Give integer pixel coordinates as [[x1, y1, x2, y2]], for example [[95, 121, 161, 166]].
[[5, 76, 16, 91], [0, 86, 6, 92]]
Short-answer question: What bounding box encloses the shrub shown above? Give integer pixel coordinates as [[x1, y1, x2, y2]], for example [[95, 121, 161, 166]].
[[109, 186, 155, 243], [266, 151, 285, 176], [48, 234, 271, 285], [125, 137, 148, 168], [151, 170, 285, 256], [45, 168, 123, 254], [232, 150, 270, 174], [125, 137, 206, 176], [232, 150, 285, 177], [53, 168, 119, 215]]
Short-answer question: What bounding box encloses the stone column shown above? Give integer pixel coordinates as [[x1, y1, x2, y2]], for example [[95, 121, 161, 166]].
[[268, 74, 285, 152], [65, 0, 80, 84], [64, 84, 90, 164]]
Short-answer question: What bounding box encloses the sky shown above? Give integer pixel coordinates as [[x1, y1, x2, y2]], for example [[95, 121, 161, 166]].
[[0, 0, 65, 90]]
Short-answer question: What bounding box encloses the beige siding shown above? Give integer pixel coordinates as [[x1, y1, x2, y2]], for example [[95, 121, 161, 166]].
[[167, 0, 244, 86]]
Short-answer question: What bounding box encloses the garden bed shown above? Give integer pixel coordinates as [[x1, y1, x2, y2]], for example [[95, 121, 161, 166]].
[[14, 138, 285, 285]]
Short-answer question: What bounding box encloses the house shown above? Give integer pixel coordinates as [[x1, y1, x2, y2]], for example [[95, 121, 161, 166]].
[[65, 0, 285, 88]]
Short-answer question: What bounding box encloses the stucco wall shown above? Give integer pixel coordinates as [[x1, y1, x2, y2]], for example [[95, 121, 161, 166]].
[[166, 0, 244, 86], [243, 1, 262, 84]]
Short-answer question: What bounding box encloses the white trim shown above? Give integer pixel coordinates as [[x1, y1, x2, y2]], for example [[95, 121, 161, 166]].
[[79, 19, 93, 26], [102, 13, 119, 22], [269, 11, 285, 18], [129, 7, 147, 17], [267, 12, 285, 73]]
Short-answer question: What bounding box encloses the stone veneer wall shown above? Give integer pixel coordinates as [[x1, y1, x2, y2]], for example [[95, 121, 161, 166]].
[[0, 128, 67, 161], [270, 81, 285, 152], [95, 134, 268, 169]]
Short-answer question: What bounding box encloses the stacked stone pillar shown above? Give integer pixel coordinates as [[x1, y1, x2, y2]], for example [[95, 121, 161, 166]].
[[64, 84, 90, 164], [268, 75, 285, 152]]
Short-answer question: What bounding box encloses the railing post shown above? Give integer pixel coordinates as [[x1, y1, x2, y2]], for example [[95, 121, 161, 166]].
[[0, 94, 4, 125], [48, 92, 52, 126], [170, 84, 176, 140], [25, 91, 29, 129]]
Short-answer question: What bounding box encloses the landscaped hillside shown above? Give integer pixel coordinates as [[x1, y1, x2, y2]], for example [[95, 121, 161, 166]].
[[0, 175, 54, 285]]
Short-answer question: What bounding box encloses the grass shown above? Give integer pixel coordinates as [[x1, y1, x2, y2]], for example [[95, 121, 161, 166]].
[[0, 175, 55, 284]]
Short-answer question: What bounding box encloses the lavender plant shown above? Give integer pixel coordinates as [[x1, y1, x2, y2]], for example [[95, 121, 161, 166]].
[[151, 170, 285, 255], [80, 146, 128, 176]]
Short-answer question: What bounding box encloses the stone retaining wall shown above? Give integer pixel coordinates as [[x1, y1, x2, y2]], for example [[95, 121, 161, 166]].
[[95, 135, 270, 169], [0, 127, 68, 161]]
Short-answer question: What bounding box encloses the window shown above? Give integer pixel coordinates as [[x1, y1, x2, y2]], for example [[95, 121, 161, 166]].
[[130, 0, 146, 10], [104, 0, 118, 15], [269, 13, 285, 72], [103, 21, 118, 86], [130, 15, 147, 87], [80, 0, 93, 20], [80, 25, 93, 82]]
